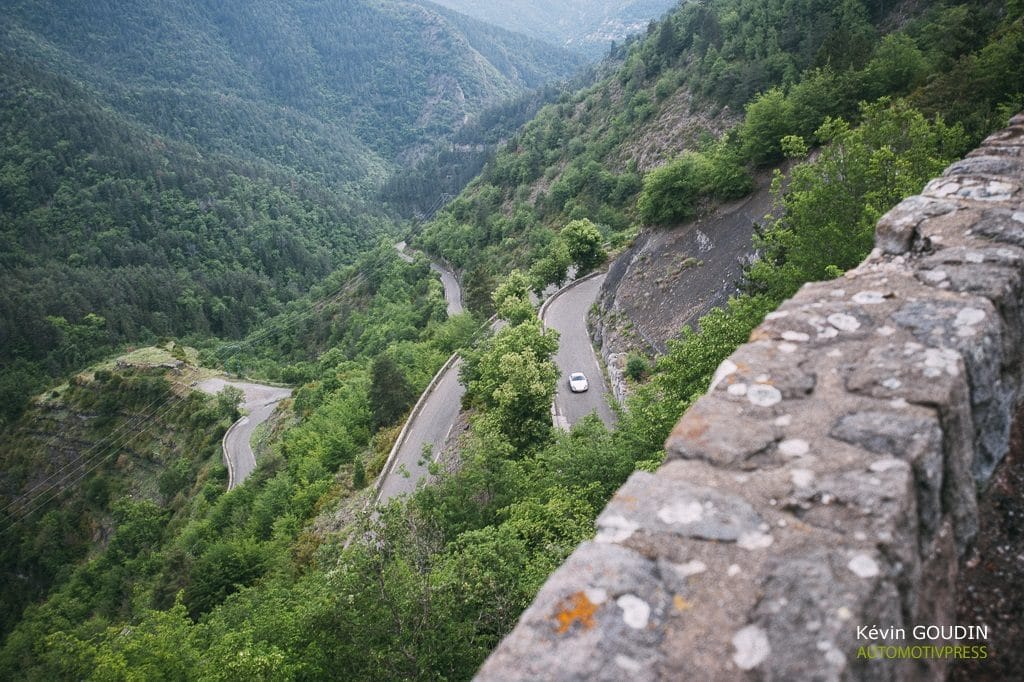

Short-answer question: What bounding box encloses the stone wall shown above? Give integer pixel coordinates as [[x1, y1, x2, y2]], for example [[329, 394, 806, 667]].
[[476, 115, 1024, 680]]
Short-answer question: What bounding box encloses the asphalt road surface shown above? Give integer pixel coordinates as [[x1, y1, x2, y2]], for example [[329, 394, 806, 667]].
[[375, 254, 614, 506], [431, 261, 463, 316], [396, 241, 462, 316], [197, 378, 291, 489], [542, 274, 617, 429], [375, 357, 466, 504], [375, 244, 468, 504]]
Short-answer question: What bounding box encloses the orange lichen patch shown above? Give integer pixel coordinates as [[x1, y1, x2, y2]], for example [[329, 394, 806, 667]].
[[673, 594, 693, 611], [748, 327, 771, 342], [613, 493, 640, 509], [789, 519, 814, 533], [553, 592, 600, 634], [670, 413, 708, 441], [721, 362, 752, 384]]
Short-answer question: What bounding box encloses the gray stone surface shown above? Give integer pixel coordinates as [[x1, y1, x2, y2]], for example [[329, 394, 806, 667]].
[[830, 410, 944, 550], [477, 117, 1024, 681], [474, 542, 670, 682], [875, 195, 957, 255], [596, 473, 766, 544]]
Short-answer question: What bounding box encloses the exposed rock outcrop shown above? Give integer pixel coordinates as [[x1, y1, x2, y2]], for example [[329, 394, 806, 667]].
[[477, 114, 1024, 680], [593, 165, 780, 401]]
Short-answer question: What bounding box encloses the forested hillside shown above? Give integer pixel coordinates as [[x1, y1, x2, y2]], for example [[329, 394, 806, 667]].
[[0, 244, 476, 659], [2, 0, 582, 167], [0, 52, 388, 423], [0, 0, 582, 425], [0, 354, 231, 640], [416, 0, 1021, 298], [1, 0, 1023, 679]]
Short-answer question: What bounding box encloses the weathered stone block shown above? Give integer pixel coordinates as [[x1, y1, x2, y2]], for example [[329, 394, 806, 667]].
[[664, 395, 778, 467], [830, 410, 943, 551], [478, 116, 1024, 682], [922, 175, 1021, 205], [875, 195, 957, 255], [890, 298, 1011, 484], [944, 155, 1024, 178], [596, 472, 767, 546], [969, 208, 1024, 247], [475, 542, 669, 682], [750, 548, 909, 681], [980, 125, 1024, 146]]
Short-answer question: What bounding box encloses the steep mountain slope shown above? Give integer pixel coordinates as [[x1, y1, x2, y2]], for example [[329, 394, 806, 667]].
[[0, 244, 462, 655], [0, 0, 583, 424], [0, 351, 231, 639], [416, 0, 1020, 292], [2, 0, 583, 167], [426, 0, 681, 57], [0, 52, 384, 425]]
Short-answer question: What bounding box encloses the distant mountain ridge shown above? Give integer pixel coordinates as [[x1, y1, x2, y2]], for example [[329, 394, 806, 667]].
[[426, 0, 681, 57], [1, 0, 584, 170]]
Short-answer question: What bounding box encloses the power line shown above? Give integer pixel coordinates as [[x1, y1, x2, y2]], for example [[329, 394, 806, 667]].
[[0, 274, 351, 523], [0, 394, 188, 535], [2, 195, 450, 530], [0, 390, 177, 518]]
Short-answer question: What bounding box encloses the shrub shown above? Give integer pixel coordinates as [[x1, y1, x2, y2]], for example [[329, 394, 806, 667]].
[[638, 146, 751, 225], [738, 87, 793, 164], [352, 458, 367, 489], [637, 152, 708, 224], [625, 353, 649, 381]]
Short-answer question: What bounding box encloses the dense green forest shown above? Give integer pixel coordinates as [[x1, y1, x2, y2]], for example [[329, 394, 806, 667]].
[[0, 0, 583, 425], [0, 360, 232, 640], [0, 52, 383, 425], [3, 0, 582, 167], [1, 0, 1023, 679], [416, 0, 1021, 295], [0, 244, 477, 657], [380, 55, 632, 219], [380, 84, 571, 219]]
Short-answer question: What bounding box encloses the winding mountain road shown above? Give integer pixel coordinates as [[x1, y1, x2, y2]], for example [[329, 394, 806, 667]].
[[377, 243, 470, 504], [197, 378, 291, 489], [375, 253, 616, 504], [540, 274, 617, 429], [375, 355, 466, 502], [396, 241, 462, 316], [431, 262, 463, 316]]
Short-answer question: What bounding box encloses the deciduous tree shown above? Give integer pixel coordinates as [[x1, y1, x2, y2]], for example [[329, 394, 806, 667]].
[[561, 219, 606, 275]]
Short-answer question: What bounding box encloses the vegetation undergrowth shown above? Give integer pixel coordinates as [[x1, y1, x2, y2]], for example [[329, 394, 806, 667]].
[[1, 0, 1022, 679]]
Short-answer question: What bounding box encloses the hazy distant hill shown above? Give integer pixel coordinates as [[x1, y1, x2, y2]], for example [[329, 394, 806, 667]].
[[425, 0, 680, 57]]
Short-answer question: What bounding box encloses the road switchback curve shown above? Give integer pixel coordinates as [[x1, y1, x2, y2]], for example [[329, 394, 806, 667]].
[[375, 262, 614, 506], [197, 378, 291, 489], [540, 273, 617, 429]]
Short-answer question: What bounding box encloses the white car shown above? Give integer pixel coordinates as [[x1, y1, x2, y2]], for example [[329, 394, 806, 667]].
[[568, 372, 589, 393]]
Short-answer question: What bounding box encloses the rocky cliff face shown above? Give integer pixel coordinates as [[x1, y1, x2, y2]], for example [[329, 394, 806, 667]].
[[592, 165, 778, 401], [478, 114, 1024, 680]]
